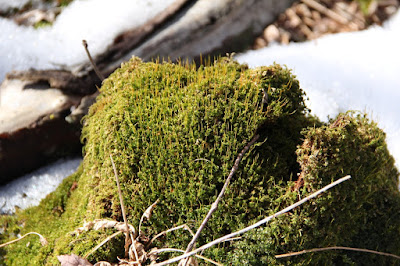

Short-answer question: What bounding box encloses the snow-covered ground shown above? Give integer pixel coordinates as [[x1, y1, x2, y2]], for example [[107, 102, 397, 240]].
[[0, 1, 399, 213]]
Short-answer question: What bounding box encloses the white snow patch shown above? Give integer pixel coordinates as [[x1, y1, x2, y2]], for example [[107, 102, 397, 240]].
[[0, 0, 30, 10], [0, 0, 176, 82], [0, 157, 81, 214], [236, 11, 400, 169]]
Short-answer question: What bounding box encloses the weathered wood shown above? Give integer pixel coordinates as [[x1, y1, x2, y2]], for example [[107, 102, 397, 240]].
[[6, 69, 99, 95], [127, 0, 297, 62], [0, 79, 82, 184], [0, 0, 295, 181]]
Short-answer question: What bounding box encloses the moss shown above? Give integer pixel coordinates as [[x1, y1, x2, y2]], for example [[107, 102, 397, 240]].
[[1, 57, 399, 265], [355, 0, 374, 15], [227, 112, 400, 265], [34, 20, 52, 29], [77, 57, 312, 261]]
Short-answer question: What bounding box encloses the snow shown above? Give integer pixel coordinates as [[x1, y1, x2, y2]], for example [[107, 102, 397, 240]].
[[0, 158, 81, 214], [236, 11, 400, 170], [0, 0, 30, 9], [0, 0, 176, 82], [0, 1, 399, 213]]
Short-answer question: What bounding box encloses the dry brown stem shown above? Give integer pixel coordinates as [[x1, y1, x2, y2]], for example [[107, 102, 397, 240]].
[[155, 175, 351, 265], [275, 246, 400, 260], [301, 0, 348, 24], [148, 248, 222, 266], [84, 231, 122, 259], [83, 40, 105, 81], [139, 199, 160, 235], [183, 134, 260, 259], [70, 219, 135, 236], [110, 155, 137, 260], [0, 232, 48, 248], [146, 224, 194, 249]]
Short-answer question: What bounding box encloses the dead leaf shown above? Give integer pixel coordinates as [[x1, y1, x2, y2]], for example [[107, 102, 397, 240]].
[[57, 254, 93, 266], [71, 219, 135, 236], [142, 199, 159, 221]]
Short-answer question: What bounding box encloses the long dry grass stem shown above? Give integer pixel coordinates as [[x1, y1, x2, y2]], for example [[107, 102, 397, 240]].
[[110, 154, 138, 261], [183, 134, 260, 259], [155, 175, 351, 265], [275, 246, 400, 260]]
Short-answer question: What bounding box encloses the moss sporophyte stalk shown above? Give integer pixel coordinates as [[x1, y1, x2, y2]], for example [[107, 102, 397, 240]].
[[1, 57, 399, 265]]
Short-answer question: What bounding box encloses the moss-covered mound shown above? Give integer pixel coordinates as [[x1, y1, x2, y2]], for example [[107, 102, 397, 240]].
[[1, 57, 399, 265], [228, 112, 400, 265]]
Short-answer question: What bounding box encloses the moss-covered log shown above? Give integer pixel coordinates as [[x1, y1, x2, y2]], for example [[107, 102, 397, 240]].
[[1, 57, 399, 265]]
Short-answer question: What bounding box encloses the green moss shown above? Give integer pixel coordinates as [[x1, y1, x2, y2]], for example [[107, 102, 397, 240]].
[[77, 57, 311, 260], [227, 112, 400, 265], [34, 20, 52, 29], [1, 57, 399, 265], [355, 0, 374, 15]]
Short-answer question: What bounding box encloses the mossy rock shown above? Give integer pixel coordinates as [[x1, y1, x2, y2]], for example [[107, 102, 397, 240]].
[[1, 57, 399, 265]]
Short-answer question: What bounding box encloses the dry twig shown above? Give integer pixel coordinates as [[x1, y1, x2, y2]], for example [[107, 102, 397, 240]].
[[84, 231, 122, 259], [146, 224, 194, 249], [149, 248, 222, 266], [0, 232, 48, 248], [275, 246, 400, 260], [183, 134, 260, 257], [110, 154, 137, 261], [155, 175, 351, 265], [82, 39, 105, 81], [301, 0, 348, 24]]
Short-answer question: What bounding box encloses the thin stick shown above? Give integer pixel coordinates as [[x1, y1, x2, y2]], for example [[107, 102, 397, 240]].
[[146, 224, 195, 249], [84, 231, 122, 259], [149, 248, 223, 266], [110, 154, 138, 261], [82, 39, 105, 81], [301, 0, 350, 25], [0, 232, 48, 248], [275, 246, 400, 260], [183, 134, 260, 256], [154, 175, 351, 265]]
